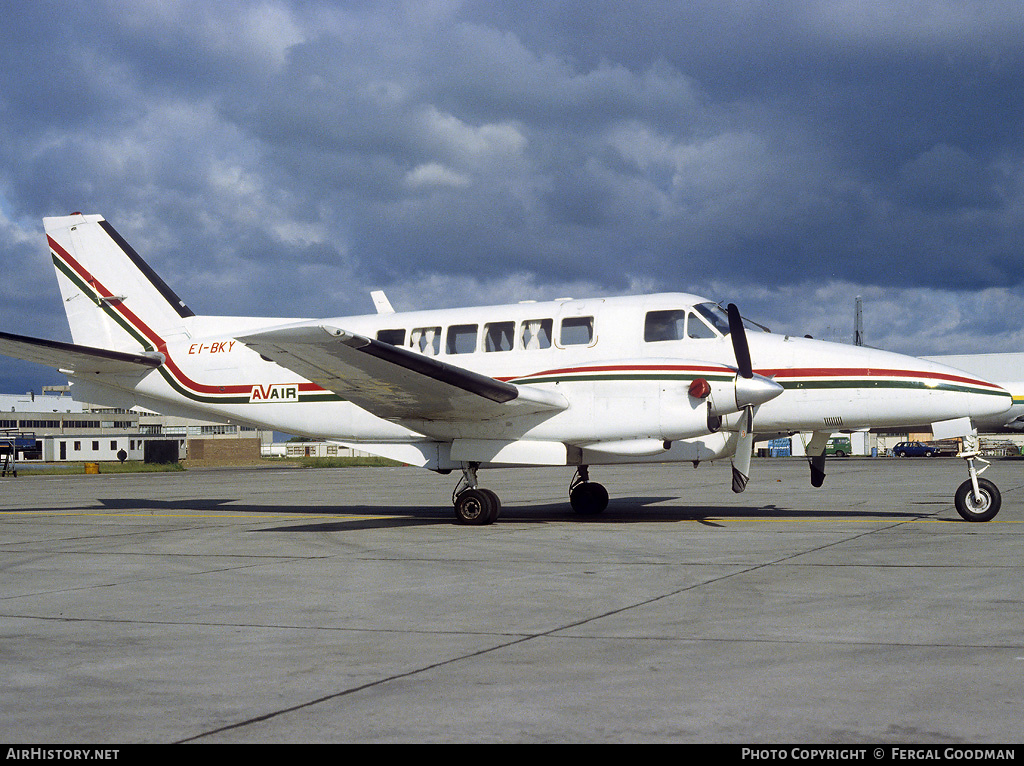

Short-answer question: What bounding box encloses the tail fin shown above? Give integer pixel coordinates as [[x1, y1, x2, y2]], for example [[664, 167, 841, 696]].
[[45, 214, 194, 353]]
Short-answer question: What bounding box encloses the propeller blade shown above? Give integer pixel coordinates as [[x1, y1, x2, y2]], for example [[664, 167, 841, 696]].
[[726, 303, 752, 379], [731, 406, 754, 493]]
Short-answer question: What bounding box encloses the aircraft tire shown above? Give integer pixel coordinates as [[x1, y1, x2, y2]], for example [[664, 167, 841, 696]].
[[480, 488, 501, 521], [954, 478, 1001, 522], [570, 481, 609, 515], [454, 488, 498, 525]]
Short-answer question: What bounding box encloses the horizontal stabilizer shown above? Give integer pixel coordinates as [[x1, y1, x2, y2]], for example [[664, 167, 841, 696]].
[[236, 322, 567, 422], [0, 331, 163, 375]]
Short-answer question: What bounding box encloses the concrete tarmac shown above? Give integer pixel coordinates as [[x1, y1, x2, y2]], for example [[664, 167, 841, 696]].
[[1, 457, 1021, 743]]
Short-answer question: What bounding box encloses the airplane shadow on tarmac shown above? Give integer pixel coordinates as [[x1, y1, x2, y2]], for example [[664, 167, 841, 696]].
[[9, 495, 949, 532], [253, 497, 946, 532]]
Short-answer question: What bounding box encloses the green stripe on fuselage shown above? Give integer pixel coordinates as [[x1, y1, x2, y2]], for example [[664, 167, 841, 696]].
[[778, 378, 1009, 398], [514, 372, 734, 385], [514, 369, 1008, 400]]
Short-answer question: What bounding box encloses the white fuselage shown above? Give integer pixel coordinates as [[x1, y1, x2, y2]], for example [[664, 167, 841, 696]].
[[71, 292, 1012, 469]]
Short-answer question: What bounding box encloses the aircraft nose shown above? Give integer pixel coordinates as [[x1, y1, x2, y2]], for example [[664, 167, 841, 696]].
[[925, 357, 1013, 420], [969, 381, 1013, 419]]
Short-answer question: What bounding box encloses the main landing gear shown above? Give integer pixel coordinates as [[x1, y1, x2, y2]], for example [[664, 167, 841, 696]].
[[451, 463, 610, 524], [954, 438, 1001, 522], [569, 466, 609, 516], [452, 463, 501, 525]]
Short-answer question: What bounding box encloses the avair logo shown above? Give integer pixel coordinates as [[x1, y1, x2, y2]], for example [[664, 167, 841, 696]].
[[250, 384, 299, 403]]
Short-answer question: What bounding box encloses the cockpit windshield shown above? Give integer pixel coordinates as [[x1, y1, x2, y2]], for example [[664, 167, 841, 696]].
[[692, 303, 731, 335], [692, 302, 771, 336]]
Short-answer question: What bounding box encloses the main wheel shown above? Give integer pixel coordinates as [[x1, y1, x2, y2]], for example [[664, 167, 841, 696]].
[[954, 478, 1001, 522], [454, 488, 498, 525], [480, 488, 501, 521], [570, 481, 609, 515]]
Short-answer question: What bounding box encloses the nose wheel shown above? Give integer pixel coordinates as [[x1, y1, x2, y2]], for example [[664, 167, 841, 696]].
[[569, 466, 609, 515], [954, 477, 1000, 522]]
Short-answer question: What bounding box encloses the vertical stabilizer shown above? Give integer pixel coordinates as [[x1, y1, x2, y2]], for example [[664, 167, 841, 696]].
[[45, 214, 194, 352]]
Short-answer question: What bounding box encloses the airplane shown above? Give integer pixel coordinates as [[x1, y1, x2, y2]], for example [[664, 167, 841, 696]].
[[0, 213, 1013, 525]]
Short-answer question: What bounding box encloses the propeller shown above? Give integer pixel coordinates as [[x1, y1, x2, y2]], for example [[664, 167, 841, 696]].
[[727, 303, 752, 379], [732, 403, 754, 493], [726, 303, 782, 493]]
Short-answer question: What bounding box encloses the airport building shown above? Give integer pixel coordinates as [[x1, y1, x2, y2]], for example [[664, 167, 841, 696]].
[[1, 387, 271, 466]]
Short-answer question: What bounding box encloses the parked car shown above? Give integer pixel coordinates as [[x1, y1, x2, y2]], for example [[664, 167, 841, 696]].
[[825, 437, 851, 457], [893, 441, 942, 457]]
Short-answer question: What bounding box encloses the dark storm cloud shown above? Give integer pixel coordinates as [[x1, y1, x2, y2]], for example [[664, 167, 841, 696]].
[[1, 0, 1023, 395]]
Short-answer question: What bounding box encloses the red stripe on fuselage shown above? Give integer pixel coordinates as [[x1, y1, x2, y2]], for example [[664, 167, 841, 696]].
[[503, 363, 733, 381], [761, 367, 1001, 390], [509, 362, 996, 390]]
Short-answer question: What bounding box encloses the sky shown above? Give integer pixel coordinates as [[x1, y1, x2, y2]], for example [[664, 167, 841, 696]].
[[2, 0, 1023, 393]]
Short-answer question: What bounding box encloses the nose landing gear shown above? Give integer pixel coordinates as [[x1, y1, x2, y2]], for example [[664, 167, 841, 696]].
[[954, 436, 1001, 522]]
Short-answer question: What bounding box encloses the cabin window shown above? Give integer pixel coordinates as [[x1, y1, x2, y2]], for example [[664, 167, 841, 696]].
[[484, 322, 515, 352], [521, 319, 553, 350], [410, 327, 441, 356], [560, 316, 594, 346], [376, 329, 406, 346], [644, 310, 687, 342], [446, 324, 478, 354], [687, 312, 718, 339]]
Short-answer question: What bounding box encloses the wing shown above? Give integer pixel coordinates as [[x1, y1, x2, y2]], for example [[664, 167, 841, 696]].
[[0, 331, 163, 375], [236, 322, 567, 422]]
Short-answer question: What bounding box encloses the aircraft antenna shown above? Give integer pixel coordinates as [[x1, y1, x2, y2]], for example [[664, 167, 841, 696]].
[[854, 296, 864, 346]]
